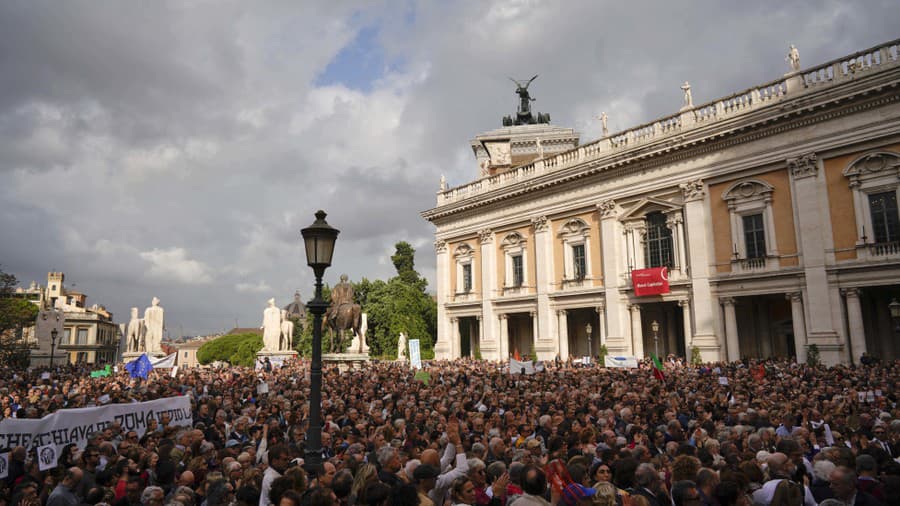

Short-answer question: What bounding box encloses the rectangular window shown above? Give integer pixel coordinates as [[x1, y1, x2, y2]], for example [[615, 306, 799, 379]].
[[184, 352, 189, 358], [572, 244, 586, 280], [743, 214, 767, 259], [64, 328, 72, 344], [512, 254, 524, 286], [77, 328, 88, 345], [462, 263, 472, 293], [869, 191, 900, 243]]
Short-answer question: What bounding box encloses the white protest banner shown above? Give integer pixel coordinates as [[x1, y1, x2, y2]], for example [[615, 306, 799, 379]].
[[0, 395, 192, 457], [41, 372, 50, 380], [509, 359, 545, 375], [604, 356, 638, 368], [37, 444, 58, 471], [408, 339, 422, 369], [0, 452, 8, 479], [151, 353, 177, 369], [170, 366, 178, 378], [718, 376, 729, 385]]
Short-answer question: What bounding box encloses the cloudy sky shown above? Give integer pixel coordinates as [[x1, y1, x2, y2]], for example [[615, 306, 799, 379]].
[[1, 1, 897, 336]]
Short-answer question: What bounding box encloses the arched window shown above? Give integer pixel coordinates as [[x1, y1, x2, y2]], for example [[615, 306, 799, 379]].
[[644, 212, 673, 268]]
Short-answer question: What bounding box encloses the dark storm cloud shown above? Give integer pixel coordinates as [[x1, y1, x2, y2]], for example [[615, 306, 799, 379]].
[[0, 0, 897, 334]]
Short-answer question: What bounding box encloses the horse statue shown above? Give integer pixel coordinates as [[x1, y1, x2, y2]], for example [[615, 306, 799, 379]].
[[323, 303, 362, 353]]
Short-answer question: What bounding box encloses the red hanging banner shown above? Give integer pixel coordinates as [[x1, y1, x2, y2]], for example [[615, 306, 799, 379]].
[[631, 267, 670, 296]]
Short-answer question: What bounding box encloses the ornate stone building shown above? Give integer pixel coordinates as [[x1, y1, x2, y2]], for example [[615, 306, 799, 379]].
[[422, 39, 900, 365]]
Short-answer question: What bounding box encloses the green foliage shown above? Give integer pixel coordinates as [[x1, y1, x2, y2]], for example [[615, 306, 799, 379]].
[[391, 242, 425, 289], [597, 344, 609, 364], [0, 268, 39, 368], [360, 243, 437, 359], [806, 344, 820, 366], [294, 284, 331, 357], [197, 333, 263, 366], [691, 345, 703, 366]]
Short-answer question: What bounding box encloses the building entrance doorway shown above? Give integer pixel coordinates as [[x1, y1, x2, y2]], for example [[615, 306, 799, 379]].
[[507, 313, 535, 360], [640, 302, 685, 359], [457, 317, 479, 358], [859, 286, 900, 362], [735, 294, 794, 359], [566, 308, 599, 358]]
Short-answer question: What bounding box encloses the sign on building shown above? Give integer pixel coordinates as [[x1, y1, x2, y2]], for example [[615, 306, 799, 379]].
[[631, 267, 669, 296]]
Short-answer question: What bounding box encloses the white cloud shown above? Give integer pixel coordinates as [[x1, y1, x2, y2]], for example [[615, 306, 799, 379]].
[[139, 247, 213, 285], [235, 280, 272, 294]]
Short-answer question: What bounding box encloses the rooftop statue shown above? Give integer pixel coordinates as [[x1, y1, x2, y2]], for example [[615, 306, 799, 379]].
[[502, 75, 551, 126]]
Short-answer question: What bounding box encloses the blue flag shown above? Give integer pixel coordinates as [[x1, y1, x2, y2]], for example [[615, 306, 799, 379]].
[[125, 353, 152, 379]]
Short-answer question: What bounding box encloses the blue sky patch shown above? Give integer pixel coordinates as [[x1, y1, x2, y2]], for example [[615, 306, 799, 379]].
[[315, 24, 404, 92]]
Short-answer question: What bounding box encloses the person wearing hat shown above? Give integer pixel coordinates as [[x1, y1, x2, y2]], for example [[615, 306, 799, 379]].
[[414, 464, 440, 506]]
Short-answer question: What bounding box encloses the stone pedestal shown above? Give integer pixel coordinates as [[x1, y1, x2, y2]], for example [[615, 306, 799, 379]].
[[323, 352, 370, 372]]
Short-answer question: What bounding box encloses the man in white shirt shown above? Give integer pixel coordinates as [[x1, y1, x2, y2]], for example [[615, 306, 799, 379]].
[[259, 445, 289, 506]]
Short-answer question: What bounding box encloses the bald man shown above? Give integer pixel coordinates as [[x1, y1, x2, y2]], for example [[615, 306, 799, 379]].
[[421, 427, 468, 505], [47, 467, 82, 506]]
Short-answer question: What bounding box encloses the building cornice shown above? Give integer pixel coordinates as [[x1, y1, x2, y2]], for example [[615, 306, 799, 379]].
[[423, 39, 900, 222]]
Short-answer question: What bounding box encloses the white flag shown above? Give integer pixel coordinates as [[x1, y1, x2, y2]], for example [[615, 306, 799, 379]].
[[151, 353, 177, 369], [0, 452, 8, 479], [170, 366, 179, 378], [37, 444, 58, 471]]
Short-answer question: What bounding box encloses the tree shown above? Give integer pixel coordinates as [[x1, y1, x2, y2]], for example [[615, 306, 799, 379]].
[[197, 333, 263, 367], [361, 243, 437, 359], [0, 268, 39, 368]]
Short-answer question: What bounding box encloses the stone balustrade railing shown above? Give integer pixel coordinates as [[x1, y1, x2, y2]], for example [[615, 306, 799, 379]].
[[437, 39, 900, 206]]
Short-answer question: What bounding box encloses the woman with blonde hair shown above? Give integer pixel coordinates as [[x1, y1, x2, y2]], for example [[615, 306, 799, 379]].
[[350, 463, 379, 504]]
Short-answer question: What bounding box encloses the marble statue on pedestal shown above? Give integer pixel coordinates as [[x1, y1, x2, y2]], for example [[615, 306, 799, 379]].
[[348, 313, 370, 354], [786, 44, 801, 72], [280, 309, 294, 351], [261, 298, 282, 352], [126, 308, 146, 352], [143, 297, 164, 354], [397, 332, 408, 361], [600, 111, 609, 136], [681, 81, 693, 109]]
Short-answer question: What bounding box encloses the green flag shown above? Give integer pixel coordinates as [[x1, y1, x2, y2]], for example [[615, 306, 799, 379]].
[[413, 370, 431, 386], [650, 354, 665, 381], [90, 364, 112, 378]]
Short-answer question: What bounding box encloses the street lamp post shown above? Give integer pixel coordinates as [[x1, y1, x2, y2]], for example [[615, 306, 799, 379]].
[[300, 210, 339, 469], [890, 299, 900, 332], [585, 323, 593, 363], [651, 320, 660, 359], [50, 328, 58, 368]]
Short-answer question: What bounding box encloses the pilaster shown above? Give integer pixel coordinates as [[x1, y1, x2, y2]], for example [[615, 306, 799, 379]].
[[499, 314, 509, 360], [680, 179, 720, 359], [557, 310, 569, 359], [598, 200, 628, 353], [532, 216, 557, 359], [434, 240, 452, 359], [721, 297, 740, 362], [629, 304, 644, 358], [479, 229, 498, 360]]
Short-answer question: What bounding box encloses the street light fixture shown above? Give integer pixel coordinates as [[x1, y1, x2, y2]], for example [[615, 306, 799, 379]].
[[300, 210, 339, 469], [585, 323, 593, 363], [50, 328, 58, 368], [651, 320, 660, 359]]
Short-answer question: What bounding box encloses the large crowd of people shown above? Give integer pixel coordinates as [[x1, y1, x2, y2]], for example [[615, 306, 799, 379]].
[[0, 356, 898, 506]]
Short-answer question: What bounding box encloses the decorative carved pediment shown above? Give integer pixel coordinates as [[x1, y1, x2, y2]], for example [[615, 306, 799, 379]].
[[722, 179, 775, 203], [454, 243, 474, 258], [619, 197, 682, 222], [558, 218, 590, 237], [501, 231, 527, 248], [842, 152, 900, 178]]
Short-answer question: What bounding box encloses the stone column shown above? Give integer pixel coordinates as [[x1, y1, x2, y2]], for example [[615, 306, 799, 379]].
[[629, 304, 644, 357], [530, 310, 539, 357], [680, 180, 720, 360], [479, 229, 498, 360], [434, 240, 452, 359], [679, 299, 693, 355], [532, 216, 555, 359], [596, 304, 607, 348], [557, 310, 569, 359], [477, 315, 484, 355], [598, 200, 628, 353], [787, 292, 808, 364], [499, 314, 509, 361], [788, 153, 839, 343], [842, 288, 866, 364], [450, 317, 459, 359], [722, 298, 740, 362]]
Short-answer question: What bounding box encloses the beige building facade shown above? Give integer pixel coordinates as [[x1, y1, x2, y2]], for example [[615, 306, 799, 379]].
[[423, 39, 900, 365]]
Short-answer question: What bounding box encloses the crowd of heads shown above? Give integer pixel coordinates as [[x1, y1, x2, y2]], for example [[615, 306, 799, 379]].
[[0, 356, 898, 506]]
